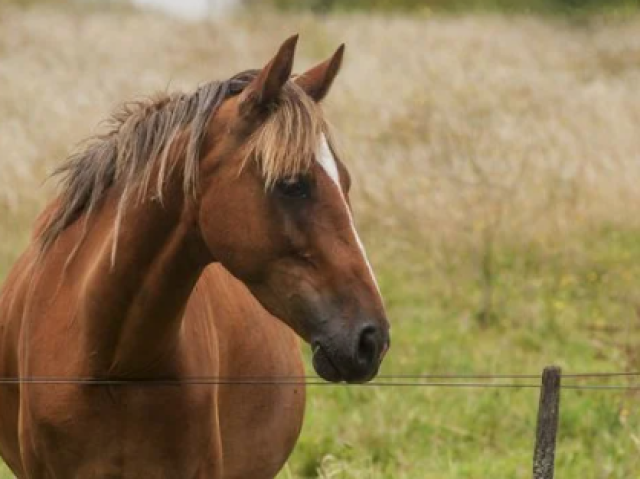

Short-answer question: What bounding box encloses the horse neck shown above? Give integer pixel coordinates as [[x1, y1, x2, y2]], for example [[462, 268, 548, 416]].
[[68, 181, 208, 377]]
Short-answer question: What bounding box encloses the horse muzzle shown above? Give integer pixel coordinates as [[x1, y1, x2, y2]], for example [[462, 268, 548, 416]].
[[311, 323, 390, 383]]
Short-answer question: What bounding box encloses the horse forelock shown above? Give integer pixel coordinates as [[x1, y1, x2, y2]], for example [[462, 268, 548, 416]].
[[37, 70, 326, 257], [243, 81, 327, 188]]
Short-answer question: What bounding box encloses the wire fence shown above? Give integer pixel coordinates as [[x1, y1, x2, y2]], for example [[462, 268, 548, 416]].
[[0, 367, 631, 477], [1, 371, 639, 389]]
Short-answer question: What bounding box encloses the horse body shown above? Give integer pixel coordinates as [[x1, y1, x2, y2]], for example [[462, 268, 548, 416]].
[[0, 197, 304, 478], [0, 35, 389, 478]]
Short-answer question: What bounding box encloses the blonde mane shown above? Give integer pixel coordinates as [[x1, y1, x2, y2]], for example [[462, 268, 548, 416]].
[[38, 70, 327, 255]]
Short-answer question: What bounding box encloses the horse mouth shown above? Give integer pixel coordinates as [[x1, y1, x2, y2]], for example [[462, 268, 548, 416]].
[[311, 343, 344, 383]]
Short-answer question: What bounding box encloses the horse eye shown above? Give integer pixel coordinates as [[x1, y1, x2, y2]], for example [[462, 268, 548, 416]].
[[274, 176, 310, 199]]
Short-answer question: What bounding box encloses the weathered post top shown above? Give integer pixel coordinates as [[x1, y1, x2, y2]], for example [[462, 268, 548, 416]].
[[533, 365, 562, 479]]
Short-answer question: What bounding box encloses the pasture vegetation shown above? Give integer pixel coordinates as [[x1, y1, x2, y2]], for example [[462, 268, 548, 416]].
[[1, 3, 640, 478]]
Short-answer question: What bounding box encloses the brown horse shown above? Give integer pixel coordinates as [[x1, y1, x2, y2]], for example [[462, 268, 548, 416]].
[[0, 35, 389, 478]]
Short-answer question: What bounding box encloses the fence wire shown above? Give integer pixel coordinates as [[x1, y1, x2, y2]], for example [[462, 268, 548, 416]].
[[0, 372, 639, 390]]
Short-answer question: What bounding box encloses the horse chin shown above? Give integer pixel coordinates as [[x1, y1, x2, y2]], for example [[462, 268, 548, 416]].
[[311, 345, 344, 383]]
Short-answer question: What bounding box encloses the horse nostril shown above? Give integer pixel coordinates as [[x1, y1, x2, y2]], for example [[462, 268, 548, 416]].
[[356, 325, 379, 366]]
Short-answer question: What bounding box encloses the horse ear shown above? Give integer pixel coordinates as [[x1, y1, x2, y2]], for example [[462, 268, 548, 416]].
[[238, 34, 298, 116], [294, 44, 345, 102]]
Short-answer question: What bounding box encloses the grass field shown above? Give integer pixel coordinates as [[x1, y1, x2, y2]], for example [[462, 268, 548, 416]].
[[2, 3, 640, 478]]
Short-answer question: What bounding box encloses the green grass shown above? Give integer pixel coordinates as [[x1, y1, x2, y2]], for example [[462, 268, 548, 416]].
[[0, 463, 11, 479], [273, 227, 640, 478]]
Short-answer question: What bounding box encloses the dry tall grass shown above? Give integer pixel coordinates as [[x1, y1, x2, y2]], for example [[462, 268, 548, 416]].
[[1, 6, 640, 270]]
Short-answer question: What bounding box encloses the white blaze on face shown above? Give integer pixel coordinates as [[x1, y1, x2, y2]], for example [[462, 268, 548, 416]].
[[316, 135, 382, 297]]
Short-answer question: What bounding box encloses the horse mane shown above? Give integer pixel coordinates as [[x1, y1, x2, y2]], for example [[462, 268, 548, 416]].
[[37, 70, 326, 256]]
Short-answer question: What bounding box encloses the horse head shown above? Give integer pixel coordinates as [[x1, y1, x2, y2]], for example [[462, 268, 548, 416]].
[[196, 35, 390, 383]]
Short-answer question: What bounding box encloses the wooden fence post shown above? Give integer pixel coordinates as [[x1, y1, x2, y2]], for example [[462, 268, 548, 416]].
[[533, 366, 561, 479]]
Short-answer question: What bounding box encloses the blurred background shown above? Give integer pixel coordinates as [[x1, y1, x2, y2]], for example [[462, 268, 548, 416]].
[[1, 0, 640, 477]]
